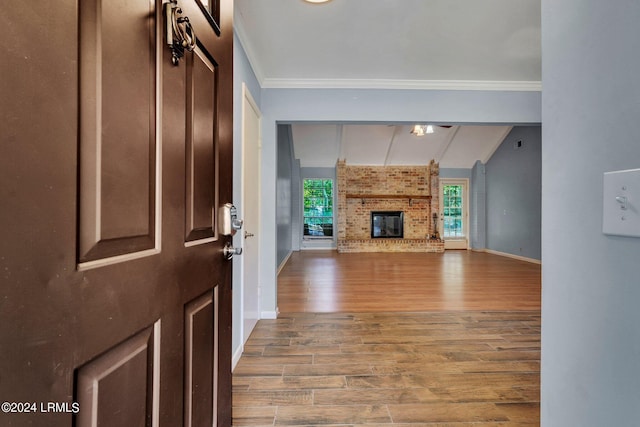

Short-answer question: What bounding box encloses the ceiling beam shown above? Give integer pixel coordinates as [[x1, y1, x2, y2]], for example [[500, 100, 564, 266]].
[[434, 126, 461, 163], [383, 126, 401, 166], [482, 126, 513, 163], [336, 124, 345, 162]]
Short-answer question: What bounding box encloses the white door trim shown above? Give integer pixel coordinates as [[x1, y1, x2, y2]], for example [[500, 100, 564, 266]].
[[241, 83, 262, 346], [439, 178, 470, 250]]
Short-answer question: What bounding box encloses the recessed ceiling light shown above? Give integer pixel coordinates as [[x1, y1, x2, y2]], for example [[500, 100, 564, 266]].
[[304, 0, 332, 3]]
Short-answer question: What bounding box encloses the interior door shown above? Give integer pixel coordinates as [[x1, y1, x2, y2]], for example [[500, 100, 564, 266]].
[[440, 179, 470, 250], [0, 0, 233, 426], [241, 84, 261, 343]]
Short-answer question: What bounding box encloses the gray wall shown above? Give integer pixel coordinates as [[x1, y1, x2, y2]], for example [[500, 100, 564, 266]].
[[276, 124, 295, 268], [541, 0, 640, 425], [470, 161, 486, 250], [485, 126, 541, 260]]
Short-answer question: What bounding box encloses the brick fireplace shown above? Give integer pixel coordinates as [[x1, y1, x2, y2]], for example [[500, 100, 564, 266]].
[[336, 160, 444, 253]]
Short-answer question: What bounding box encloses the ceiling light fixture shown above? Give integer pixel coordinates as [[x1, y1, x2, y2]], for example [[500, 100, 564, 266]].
[[304, 0, 331, 3], [410, 124, 434, 136]]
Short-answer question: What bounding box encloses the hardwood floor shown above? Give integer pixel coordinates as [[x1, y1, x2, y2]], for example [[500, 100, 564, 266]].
[[277, 250, 540, 312], [233, 251, 541, 426]]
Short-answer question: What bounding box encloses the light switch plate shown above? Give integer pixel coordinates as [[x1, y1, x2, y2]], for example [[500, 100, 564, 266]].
[[603, 168, 640, 237]]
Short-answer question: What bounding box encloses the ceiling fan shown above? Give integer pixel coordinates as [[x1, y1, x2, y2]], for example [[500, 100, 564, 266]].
[[410, 124, 452, 136]]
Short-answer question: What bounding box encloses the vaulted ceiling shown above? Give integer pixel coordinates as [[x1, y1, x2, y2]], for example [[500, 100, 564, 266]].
[[235, 0, 541, 167], [291, 124, 513, 168]]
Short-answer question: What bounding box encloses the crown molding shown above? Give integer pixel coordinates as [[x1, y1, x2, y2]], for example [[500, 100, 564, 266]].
[[260, 78, 542, 92]]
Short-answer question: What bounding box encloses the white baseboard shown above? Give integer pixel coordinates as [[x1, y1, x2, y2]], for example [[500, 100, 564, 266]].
[[233, 308, 279, 370], [277, 251, 292, 275], [444, 239, 469, 250], [301, 246, 336, 250], [483, 248, 541, 265], [231, 344, 244, 372], [261, 310, 278, 319]]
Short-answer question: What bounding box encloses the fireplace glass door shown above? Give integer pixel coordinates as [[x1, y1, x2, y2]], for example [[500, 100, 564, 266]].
[[371, 211, 403, 238]]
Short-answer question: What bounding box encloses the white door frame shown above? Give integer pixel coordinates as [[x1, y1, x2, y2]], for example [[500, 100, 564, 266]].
[[241, 83, 261, 345], [439, 178, 470, 250]]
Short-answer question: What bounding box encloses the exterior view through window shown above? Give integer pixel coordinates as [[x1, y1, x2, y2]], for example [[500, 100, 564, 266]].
[[442, 183, 464, 238], [303, 179, 333, 237]]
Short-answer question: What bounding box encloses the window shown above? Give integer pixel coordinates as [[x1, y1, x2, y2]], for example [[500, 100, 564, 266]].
[[303, 179, 333, 237], [442, 183, 465, 239]]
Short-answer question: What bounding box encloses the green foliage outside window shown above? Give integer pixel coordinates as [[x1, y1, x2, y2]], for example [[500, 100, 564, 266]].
[[443, 184, 463, 238], [303, 179, 333, 237]]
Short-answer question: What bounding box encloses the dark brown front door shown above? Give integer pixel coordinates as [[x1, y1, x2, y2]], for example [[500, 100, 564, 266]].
[[0, 0, 233, 425]]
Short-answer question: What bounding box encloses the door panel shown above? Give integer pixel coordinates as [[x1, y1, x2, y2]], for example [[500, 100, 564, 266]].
[[78, 0, 158, 264], [184, 288, 219, 426], [76, 321, 160, 427], [0, 0, 233, 426], [185, 49, 217, 243], [194, 0, 221, 34]]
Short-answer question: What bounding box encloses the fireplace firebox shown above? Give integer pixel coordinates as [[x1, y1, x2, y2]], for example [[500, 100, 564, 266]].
[[371, 211, 404, 238]]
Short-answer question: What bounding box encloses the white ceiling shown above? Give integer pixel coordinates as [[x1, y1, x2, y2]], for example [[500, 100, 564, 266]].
[[235, 0, 540, 168], [291, 123, 512, 168], [234, 0, 541, 89]]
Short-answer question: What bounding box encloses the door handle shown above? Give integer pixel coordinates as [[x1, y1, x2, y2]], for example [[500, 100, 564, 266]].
[[244, 231, 254, 239], [223, 242, 242, 260]]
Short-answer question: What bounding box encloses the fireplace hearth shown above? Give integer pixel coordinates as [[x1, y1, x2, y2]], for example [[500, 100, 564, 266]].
[[371, 211, 404, 238]]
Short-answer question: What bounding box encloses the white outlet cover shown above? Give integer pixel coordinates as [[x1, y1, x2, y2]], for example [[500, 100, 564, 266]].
[[603, 168, 640, 237]]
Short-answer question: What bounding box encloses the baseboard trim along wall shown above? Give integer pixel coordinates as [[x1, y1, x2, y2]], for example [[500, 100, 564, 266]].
[[233, 310, 279, 370], [277, 251, 292, 275], [481, 248, 541, 265], [232, 344, 243, 371], [300, 245, 336, 250]]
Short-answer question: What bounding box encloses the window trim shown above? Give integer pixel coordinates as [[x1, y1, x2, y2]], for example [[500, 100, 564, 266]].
[[302, 178, 334, 240], [439, 178, 469, 250]]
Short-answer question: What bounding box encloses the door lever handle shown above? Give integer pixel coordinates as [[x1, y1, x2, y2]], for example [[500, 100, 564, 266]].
[[244, 231, 255, 239], [223, 242, 242, 260]]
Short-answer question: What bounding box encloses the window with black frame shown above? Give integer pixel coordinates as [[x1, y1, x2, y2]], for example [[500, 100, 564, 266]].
[[303, 179, 333, 238]]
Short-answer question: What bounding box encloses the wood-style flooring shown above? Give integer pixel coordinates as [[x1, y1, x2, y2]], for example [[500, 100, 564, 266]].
[[278, 250, 540, 312], [233, 251, 541, 426]]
